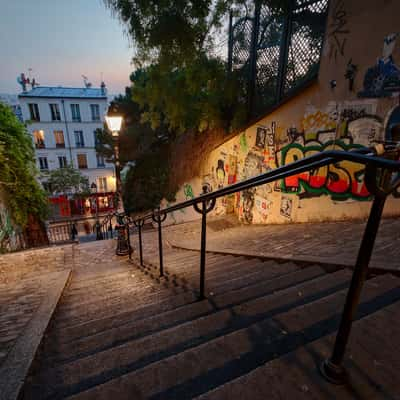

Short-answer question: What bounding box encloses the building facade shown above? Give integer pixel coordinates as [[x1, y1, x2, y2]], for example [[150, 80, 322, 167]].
[[18, 86, 116, 218]]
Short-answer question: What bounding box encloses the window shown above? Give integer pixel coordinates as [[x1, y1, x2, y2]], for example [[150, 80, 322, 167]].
[[77, 154, 88, 169], [74, 130, 84, 147], [33, 130, 45, 148], [98, 196, 109, 208], [38, 157, 48, 170], [54, 130, 65, 148], [70, 104, 81, 121], [58, 156, 68, 168], [97, 177, 107, 192], [28, 103, 40, 121], [49, 103, 61, 121], [90, 104, 100, 121], [96, 154, 105, 167]]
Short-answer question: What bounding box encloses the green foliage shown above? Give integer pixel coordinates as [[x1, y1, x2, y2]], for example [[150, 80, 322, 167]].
[[0, 102, 48, 227], [123, 145, 176, 213], [131, 58, 247, 134], [104, 0, 249, 134], [104, 0, 232, 67], [43, 165, 90, 197]]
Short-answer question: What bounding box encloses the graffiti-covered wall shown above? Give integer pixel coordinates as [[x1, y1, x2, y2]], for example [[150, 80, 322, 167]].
[[162, 0, 400, 225]]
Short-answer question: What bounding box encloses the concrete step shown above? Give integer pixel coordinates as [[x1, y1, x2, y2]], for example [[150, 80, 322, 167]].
[[143, 250, 226, 267], [52, 258, 299, 328], [138, 254, 250, 279], [41, 266, 326, 364], [195, 294, 400, 400], [24, 269, 354, 399], [55, 274, 400, 400], [46, 265, 325, 348]]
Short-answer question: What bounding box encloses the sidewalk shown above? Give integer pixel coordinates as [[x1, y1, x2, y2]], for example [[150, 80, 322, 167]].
[[148, 216, 400, 271]]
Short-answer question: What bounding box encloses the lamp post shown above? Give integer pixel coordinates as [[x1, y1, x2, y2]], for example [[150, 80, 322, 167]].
[[91, 182, 103, 240], [105, 113, 123, 211], [105, 107, 130, 256]]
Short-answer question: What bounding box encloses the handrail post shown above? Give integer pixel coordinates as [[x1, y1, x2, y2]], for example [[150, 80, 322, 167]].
[[158, 214, 163, 277], [133, 219, 144, 266], [320, 161, 398, 384], [152, 211, 166, 277], [199, 200, 207, 300], [138, 221, 143, 266], [193, 189, 216, 300], [127, 222, 132, 259]]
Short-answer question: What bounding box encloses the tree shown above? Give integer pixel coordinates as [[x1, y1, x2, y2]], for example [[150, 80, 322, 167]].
[[96, 87, 177, 213], [103, 0, 249, 134], [0, 102, 48, 227], [43, 165, 90, 198]]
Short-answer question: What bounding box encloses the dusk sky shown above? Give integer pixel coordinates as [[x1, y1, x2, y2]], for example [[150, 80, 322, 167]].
[[0, 0, 133, 95]]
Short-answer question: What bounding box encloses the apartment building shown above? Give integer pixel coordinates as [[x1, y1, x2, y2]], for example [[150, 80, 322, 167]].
[[18, 85, 116, 218]]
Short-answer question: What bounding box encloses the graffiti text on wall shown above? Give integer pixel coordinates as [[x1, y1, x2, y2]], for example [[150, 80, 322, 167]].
[[279, 139, 371, 201], [327, 0, 349, 61]]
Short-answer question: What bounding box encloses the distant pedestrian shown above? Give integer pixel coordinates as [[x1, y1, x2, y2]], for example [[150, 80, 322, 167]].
[[71, 223, 78, 239]]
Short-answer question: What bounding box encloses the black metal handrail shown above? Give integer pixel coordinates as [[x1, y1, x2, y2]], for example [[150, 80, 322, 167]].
[[106, 144, 400, 384]]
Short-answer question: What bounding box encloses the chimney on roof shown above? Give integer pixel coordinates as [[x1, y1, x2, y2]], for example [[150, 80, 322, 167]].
[[100, 81, 107, 95]]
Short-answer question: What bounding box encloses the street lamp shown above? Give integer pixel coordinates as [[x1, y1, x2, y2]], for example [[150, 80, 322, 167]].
[[91, 182, 103, 240], [105, 112, 123, 211], [105, 105, 131, 256]]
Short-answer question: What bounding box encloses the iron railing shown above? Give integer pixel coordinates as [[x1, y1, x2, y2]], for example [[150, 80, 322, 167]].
[[228, 0, 329, 120], [47, 222, 76, 244], [115, 144, 400, 384]]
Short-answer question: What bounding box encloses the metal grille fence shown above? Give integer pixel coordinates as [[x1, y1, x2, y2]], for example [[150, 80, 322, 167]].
[[229, 0, 329, 120]]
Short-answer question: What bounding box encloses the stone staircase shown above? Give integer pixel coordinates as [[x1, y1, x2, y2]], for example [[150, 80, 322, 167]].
[[20, 245, 400, 399]]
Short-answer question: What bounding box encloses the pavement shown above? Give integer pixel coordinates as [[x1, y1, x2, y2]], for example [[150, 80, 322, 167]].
[[148, 215, 400, 271]]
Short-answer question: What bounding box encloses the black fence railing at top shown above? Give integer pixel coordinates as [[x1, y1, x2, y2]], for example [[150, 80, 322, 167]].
[[228, 0, 329, 120], [103, 144, 400, 385]]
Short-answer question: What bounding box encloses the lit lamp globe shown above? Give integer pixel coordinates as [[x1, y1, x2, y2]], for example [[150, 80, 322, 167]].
[[105, 116, 123, 136]]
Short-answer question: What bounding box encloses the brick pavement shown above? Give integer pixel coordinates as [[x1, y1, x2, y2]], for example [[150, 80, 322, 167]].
[[0, 246, 74, 366]]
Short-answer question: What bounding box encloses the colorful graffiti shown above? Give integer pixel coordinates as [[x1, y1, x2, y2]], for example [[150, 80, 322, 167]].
[[359, 33, 400, 98], [279, 138, 371, 200], [266, 122, 276, 166], [183, 183, 194, 199], [300, 102, 382, 146], [227, 155, 238, 184], [240, 132, 248, 153]]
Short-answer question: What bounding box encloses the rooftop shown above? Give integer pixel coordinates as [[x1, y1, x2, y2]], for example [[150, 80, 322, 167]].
[[18, 86, 107, 99]]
